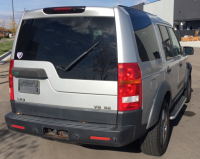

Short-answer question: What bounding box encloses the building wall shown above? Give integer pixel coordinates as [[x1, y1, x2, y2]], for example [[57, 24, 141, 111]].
[[131, 3, 144, 11], [131, 0, 200, 32], [143, 0, 174, 26], [174, 0, 200, 21], [186, 21, 200, 30]]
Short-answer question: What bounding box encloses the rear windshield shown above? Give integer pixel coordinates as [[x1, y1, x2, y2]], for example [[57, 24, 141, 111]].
[[15, 17, 118, 81]]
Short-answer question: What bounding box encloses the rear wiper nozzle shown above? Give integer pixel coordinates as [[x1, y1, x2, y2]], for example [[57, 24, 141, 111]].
[[56, 42, 100, 72]]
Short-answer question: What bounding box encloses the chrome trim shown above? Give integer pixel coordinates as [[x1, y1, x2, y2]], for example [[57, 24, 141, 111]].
[[170, 97, 187, 120]]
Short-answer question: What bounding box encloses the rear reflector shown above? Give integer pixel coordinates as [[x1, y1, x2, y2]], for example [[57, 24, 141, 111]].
[[43, 6, 86, 14], [90, 136, 110, 141], [11, 124, 25, 130], [118, 63, 142, 111], [9, 60, 14, 100]]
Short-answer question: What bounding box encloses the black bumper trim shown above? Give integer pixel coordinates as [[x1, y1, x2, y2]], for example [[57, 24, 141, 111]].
[[13, 101, 117, 124], [5, 112, 135, 147]]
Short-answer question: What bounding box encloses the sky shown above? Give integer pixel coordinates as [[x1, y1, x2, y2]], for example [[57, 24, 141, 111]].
[[0, 0, 156, 24]]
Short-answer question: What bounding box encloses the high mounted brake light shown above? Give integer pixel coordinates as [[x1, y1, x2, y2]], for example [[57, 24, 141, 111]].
[[9, 60, 14, 100], [43, 6, 86, 14], [53, 7, 72, 11], [118, 63, 142, 111]]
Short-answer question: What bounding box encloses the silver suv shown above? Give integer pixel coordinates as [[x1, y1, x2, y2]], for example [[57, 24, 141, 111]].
[[5, 6, 193, 156]]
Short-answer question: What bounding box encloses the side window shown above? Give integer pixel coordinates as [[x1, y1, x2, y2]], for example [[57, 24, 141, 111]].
[[158, 25, 174, 60], [126, 9, 161, 62], [168, 28, 182, 56]]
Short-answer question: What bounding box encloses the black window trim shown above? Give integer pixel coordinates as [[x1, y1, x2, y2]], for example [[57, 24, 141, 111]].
[[152, 23, 162, 61], [157, 24, 174, 61], [167, 27, 183, 58]]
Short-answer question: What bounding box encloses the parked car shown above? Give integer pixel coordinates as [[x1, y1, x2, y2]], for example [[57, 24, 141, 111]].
[[5, 6, 193, 156], [5, 32, 12, 38]]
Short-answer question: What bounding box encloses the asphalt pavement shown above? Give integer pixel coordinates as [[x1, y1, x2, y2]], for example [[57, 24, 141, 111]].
[[0, 49, 200, 159]]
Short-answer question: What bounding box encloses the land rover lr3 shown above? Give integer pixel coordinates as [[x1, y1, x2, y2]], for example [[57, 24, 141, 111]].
[[5, 6, 193, 156]]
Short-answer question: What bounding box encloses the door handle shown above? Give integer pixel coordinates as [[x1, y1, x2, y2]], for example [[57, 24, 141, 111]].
[[166, 67, 171, 73], [179, 62, 182, 67]]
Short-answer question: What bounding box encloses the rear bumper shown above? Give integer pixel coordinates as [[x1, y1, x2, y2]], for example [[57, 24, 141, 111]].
[[5, 112, 136, 147]]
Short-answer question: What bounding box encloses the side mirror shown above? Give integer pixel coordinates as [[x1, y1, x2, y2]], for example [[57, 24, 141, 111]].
[[183, 47, 194, 55]]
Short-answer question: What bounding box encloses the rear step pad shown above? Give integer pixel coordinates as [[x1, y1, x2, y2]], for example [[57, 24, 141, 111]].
[[170, 96, 187, 120]]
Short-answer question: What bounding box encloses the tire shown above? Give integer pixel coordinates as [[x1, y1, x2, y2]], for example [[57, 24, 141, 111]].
[[184, 77, 191, 103], [140, 99, 170, 156]]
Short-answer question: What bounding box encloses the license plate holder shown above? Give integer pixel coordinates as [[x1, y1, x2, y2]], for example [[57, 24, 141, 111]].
[[18, 79, 40, 94], [43, 127, 69, 140]]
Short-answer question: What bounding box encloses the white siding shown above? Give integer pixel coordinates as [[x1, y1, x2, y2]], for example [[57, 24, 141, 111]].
[[144, 0, 174, 26]]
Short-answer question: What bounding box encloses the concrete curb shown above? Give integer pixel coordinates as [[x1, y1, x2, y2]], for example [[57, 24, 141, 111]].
[[0, 50, 11, 65], [180, 42, 200, 48]]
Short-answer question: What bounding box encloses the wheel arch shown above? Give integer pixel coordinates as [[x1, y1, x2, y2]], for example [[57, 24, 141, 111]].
[[146, 81, 171, 129], [164, 91, 171, 106]]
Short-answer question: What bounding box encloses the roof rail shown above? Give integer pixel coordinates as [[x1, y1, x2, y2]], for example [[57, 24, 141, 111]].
[[117, 5, 156, 16]]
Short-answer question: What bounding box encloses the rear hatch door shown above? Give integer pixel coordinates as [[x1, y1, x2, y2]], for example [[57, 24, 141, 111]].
[[13, 9, 118, 124]]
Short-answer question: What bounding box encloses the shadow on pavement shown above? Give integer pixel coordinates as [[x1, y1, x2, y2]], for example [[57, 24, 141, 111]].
[[0, 81, 8, 85], [0, 61, 10, 65], [0, 71, 8, 73], [82, 140, 141, 153], [168, 104, 187, 145], [0, 74, 8, 78], [0, 122, 39, 159]]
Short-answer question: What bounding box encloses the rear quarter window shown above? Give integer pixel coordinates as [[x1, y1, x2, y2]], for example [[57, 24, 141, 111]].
[[125, 9, 161, 62]]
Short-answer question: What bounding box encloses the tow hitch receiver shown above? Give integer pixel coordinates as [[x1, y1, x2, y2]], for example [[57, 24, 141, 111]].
[[43, 128, 69, 140]]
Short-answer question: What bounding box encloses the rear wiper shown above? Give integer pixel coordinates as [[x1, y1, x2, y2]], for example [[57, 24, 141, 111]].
[[56, 42, 100, 71]]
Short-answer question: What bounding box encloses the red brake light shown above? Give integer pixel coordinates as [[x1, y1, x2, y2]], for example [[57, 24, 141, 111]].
[[118, 63, 142, 111], [53, 7, 72, 11], [9, 60, 14, 100], [43, 6, 86, 14]]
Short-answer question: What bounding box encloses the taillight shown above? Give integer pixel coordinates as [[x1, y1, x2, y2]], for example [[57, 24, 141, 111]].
[[118, 63, 142, 111], [9, 60, 14, 100], [43, 6, 86, 14]]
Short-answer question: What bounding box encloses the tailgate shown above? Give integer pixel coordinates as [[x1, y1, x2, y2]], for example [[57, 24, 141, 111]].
[[11, 9, 118, 124]]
